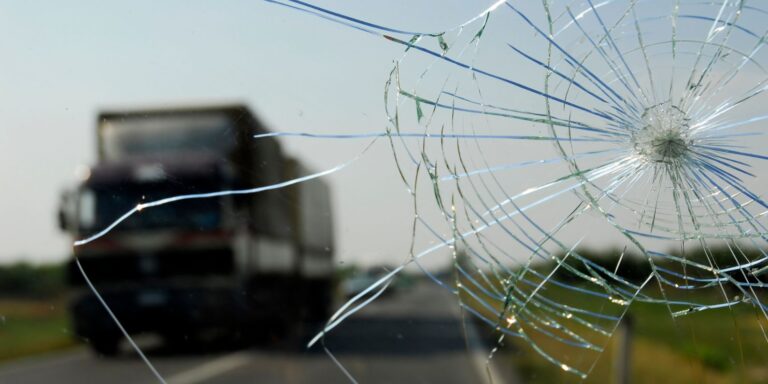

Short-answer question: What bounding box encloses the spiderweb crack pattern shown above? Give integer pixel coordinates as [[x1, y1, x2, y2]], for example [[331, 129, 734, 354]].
[[270, 0, 768, 378], [78, 0, 768, 380]]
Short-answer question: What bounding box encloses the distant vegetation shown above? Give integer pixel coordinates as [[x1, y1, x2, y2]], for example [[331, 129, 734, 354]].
[[0, 262, 67, 298], [0, 261, 74, 362], [532, 244, 764, 286]]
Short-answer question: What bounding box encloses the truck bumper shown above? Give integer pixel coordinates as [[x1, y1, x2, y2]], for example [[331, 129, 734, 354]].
[[70, 283, 258, 340]]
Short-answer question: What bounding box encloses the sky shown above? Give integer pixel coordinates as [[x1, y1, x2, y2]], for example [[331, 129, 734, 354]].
[[0, 1, 496, 267], [2, 0, 766, 270]]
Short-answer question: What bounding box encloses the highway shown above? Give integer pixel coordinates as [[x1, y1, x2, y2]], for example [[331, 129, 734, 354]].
[[0, 282, 499, 384]]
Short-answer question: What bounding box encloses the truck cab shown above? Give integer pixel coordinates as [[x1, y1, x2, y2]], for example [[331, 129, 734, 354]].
[[59, 105, 334, 355]]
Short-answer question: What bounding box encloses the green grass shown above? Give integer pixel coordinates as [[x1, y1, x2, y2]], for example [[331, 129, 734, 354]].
[[460, 276, 768, 383], [0, 298, 76, 362]]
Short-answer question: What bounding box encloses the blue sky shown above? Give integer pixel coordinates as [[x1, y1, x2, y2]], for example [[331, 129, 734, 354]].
[[3, 0, 765, 269], [0, 1, 495, 266]]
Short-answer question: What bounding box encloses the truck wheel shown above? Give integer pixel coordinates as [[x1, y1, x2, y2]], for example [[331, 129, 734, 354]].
[[90, 336, 120, 357], [163, 332, 193, 350], [309, 282, 333, 322]]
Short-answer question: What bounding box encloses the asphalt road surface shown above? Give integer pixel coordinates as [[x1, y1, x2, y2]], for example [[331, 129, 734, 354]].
[[0, 282, 498, 384]]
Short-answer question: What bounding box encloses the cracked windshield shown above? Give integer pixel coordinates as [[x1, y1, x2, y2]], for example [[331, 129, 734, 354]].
[[3, 1, 768, 383]]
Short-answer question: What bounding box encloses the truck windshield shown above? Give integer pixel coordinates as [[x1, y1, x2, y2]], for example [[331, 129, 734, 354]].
[[100, 113, 236, 161], [83, 183, 225, 233]]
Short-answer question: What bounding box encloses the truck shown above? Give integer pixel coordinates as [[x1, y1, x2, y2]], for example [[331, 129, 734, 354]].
[[58, 105, 335, 355]]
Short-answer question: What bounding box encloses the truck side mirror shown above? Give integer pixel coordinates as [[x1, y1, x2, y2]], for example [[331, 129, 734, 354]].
[[58, 209, 68, 231], [57, 190, 73, 232]]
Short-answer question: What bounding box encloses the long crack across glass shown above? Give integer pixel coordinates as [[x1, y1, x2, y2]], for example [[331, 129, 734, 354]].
[[76, 0, 768, 380]]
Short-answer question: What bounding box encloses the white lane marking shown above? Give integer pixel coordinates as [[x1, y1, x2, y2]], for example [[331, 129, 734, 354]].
[[464, 319, 507, 384], [429, 282, 508, 384], [166, 352, 252, 384]]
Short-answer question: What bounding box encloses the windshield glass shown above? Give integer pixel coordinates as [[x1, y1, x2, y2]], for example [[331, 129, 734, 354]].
[[100, 113, 236, 161], [7, 2, 768, 384], [84, 183, 225, 233]]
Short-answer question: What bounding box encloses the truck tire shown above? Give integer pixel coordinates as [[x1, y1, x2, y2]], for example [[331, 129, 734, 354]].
[[90, 336, 120, 357], [308, 280, 333, 322]]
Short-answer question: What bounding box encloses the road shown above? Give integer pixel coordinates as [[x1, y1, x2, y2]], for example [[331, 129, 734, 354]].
[[0, 282, 498, 384]]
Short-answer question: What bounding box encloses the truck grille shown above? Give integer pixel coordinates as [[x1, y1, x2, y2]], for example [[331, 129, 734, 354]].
[[68, 248, 235, 285]]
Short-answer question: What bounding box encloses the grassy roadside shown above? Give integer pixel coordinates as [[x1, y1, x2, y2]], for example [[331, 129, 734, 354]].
[[0, 298, 76, 362], [460, 276, 768, 383], [500, 301, 766, 383]]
